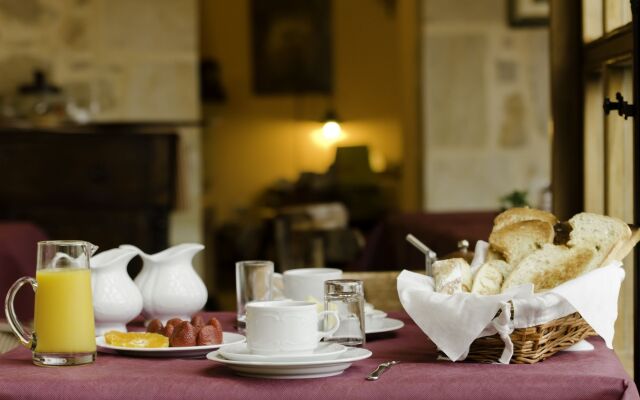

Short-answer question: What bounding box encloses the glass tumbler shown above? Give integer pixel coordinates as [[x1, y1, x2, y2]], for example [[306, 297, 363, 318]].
[[235, 260, 274, 329], [323, 279, 365, 346]]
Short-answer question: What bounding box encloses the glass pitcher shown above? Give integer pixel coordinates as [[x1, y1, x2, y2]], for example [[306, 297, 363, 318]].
[[5, 240, 98, 366]]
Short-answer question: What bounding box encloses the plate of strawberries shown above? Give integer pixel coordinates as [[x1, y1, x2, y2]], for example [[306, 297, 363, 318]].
[[96, 315, 245, 358]]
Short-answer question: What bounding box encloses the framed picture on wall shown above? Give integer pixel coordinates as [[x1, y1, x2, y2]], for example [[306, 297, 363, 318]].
[[251, 0, 332, 94], [508, 0, 549, 27]]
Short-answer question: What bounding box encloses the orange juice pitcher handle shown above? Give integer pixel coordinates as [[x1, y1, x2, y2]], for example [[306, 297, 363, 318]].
[[4, 277, 37, 350]]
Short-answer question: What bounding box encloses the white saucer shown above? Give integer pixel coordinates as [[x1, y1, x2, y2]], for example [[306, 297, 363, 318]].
[[366, 318, 404, 334], [560, 339, 595, 352], [96, 332, 245, 358], [207, 347, 372, 379], [219, 342, 347, 362]]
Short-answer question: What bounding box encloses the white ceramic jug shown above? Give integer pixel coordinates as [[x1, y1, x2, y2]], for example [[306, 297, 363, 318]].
[[121, 243, 207, 324], [90, 248, 143, 336]]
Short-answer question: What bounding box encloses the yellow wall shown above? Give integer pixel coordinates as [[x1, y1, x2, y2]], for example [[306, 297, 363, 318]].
[[200, 0, 406, 223]]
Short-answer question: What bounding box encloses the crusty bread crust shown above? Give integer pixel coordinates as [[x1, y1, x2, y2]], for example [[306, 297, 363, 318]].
[[493, 207, 557, 232]]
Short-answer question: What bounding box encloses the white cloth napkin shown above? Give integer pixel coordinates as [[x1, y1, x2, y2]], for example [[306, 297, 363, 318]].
[[397, 259, 625, 363], [516, 261, 625, 348], [469, 240, 489, 273]]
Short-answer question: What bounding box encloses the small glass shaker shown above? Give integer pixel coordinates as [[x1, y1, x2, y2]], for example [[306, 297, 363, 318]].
[[323, 279, 365, 346]]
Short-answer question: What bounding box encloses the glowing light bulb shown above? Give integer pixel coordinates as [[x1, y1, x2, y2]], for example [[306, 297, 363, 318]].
[[311, 110, 346, 148], [322, 120, 342, 141]]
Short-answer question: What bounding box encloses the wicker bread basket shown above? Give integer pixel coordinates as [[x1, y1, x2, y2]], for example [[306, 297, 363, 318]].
[[463, 226, 640, 364], [464, 311, 596, 364]]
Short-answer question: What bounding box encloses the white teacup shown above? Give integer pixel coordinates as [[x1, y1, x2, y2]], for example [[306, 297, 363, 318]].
[[245, 300, 340, 355], [281, 268, 342, 302]]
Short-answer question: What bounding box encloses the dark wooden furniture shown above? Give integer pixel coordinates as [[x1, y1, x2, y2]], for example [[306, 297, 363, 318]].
[[0, 124, 177, 257]]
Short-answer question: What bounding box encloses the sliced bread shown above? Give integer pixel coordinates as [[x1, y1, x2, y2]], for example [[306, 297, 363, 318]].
[[493, 207, 557, 232], [567, 212, 632, 271], [489, 220, 555, 266], [501, 244, 596, 293]]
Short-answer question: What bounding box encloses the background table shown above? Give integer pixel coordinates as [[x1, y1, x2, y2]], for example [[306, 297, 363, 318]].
[[0, 312, 637, 400]]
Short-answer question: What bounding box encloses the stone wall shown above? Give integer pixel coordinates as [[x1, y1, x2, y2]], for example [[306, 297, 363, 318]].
[[0, 0, 198, 122], [422, 0, 551, 211]]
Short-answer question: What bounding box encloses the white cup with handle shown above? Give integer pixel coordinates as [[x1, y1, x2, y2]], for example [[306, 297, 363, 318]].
[[275, 268, 343, 302], [245, 300, 340, 355]]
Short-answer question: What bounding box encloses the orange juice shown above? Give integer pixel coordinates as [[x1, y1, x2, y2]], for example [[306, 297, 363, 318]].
[[34, 268, 96, 353]]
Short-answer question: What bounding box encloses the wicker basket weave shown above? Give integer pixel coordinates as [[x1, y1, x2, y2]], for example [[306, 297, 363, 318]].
[[464, 312, 596, 364]]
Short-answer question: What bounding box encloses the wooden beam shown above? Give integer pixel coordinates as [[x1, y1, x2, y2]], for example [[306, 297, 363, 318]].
[[397, 0, 422, 211], [549, 0, 584, 220]]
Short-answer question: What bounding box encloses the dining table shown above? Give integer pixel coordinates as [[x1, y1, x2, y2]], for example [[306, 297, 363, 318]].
[[0, 311, 637, 400]]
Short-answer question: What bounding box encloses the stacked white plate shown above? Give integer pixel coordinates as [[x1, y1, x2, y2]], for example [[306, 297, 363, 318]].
[[208, 343, 372, 379]]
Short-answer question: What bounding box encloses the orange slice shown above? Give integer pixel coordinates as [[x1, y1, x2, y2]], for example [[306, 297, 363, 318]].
[[104, 331, 169, 348]]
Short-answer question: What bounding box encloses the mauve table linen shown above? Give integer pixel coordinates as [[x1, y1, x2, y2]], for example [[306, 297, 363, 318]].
[[0, 312, 637, 400]]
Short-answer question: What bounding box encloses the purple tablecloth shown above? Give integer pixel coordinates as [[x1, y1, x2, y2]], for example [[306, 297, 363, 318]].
[[0, 312, 637, 400]]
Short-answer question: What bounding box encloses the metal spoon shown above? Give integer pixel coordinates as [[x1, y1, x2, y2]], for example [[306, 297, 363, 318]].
[[366, 361, 400, 381]]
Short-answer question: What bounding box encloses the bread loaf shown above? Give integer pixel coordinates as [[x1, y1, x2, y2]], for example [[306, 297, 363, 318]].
[[471, 261, 508, 295], [427, 208, 634, 296], [489, 220, 554, 266], [493, 207, 557, 232], [501, 244, 596, 292], [433, 258, 471, 294], [567, 212, 631, 272]]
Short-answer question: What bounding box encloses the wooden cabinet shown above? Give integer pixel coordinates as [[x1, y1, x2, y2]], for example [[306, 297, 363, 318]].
[[0, 125, 177, 256]]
